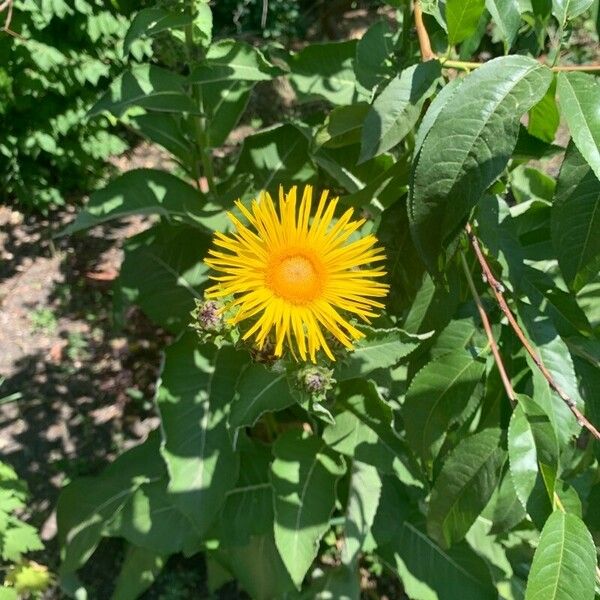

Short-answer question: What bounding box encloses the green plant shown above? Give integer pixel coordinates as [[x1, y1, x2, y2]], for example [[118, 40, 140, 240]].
[[0, 462, 51, 599], [0, 0, 152, 212], [57, 1, 600, 598], [29, 307, 57, 334]]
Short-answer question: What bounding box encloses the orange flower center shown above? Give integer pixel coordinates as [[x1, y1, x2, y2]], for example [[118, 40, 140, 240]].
[[267, 252, 324, 304]]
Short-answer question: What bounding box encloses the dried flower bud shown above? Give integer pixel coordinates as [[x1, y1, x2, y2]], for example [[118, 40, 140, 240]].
[[297, 365, 334, 396], [190, 298, 225, 342]]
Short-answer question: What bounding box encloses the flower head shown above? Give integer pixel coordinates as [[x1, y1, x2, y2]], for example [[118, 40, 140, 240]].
[[204, 185, 389, 362]]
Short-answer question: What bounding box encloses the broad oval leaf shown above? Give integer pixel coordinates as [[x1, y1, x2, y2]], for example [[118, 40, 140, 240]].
[[552, 140, 600, 291], [229, 364, 296, 430], [123, 8, 193, 54], [158, 335, 249, 535], [557, 72, 600, 180], [271, 430, 345, 587], [409, 56, 552, 272], [427, 428, 505, 548], [525, 511, 596, 600], [404, 350, 487, 467]]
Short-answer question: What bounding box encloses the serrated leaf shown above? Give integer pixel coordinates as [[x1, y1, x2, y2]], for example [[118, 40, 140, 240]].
[[271, 430, 345, 587], [90, 65, 198, 117], [409, 56, 552, 272], [525, 511, 596, 600], [404, 350, 487, 466], [508, 395, 558, 527], [427, 428, 505, 548], [552, 141, 600, 292], [552, 0, 594, 25], [485, 0, 522, 49], [335, 326, 428, 381], [158, 335, 248, 536], [557, 72, 600, 180], [229, 365, 295, 430], [188, 39, 281, 83], [61, 169, 216, 236], [359, 61, 441, 163], [446, 0, 487, 45]]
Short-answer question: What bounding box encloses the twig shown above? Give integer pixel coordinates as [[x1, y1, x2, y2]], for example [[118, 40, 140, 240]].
[[442, 58, 600, 72], [465, 223, 600, 441], [460, 252, 517, 407], [413, 1, 435, 61]]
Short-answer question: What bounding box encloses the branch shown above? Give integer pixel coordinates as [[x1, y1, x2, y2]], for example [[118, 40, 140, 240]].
[[442, 58, 600, 72], [465, 223, 600, 441], [413, 1, 435, 61], [459, 252, 517, 407]]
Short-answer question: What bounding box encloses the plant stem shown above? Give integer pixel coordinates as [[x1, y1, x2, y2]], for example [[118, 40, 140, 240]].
[[460, 251, 517, 407], [184, 17, 215, 194], [441, 58, 600, 72], [465, 223, 600, 441], [413, 1, 435, 61]]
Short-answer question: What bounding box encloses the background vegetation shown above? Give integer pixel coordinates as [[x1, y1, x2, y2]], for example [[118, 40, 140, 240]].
[[1, 0, 600, 598]]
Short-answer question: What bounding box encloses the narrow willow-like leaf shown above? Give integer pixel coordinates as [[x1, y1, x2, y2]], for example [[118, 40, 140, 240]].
[[551, 141, 600, 291], [525, 511, 596, 600], [528, 77, 560, 142], [158, 335, 248, 535], [271, 430, 345, 587], [446, 0, 486, 45], [552, 0, 595, 25], [359, 61, 441, 162], [123, 8, 192, 54], [427, 428, 505, 548], [557, 72, 600, 180], [485, 0, 522, 49], [508, 395, 558, 526], [409, 56, 552, 272], [404, 350, 486, 466]]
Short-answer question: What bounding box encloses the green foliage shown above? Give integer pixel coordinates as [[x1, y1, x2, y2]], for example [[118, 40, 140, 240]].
[[55, 1, 600, 598], [0, 0, 152, 212]]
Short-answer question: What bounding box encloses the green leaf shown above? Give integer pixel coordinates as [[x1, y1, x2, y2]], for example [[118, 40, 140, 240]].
[[118, 224, 209, 333], [375, 478, 498, 600], [111, 480, 194, 555], [123, 8, 193, 54], [428, 429, 505, 548], [61, 169, 215, 236], [289, 40, 366, 106], [90, 65, 198, 117], [525, 511, 596, 600], [490, 468, 528, 533], [354, 20, 394, 90], [409, 56, 552, 272], [57, 433, 164, 574], [528, 77, 560, 143], [158, 335, 248, 536], [203, 80, 252, 148], [557, 72, 600, 180], [315, 103, 370, 149], [485, 0, 522, 49], [552, 140, 600, 291], [234, 124, 316, 193], [188, 39, 281, 84], [446, 0, 486, 45], [130, 114, 195, 168], [341, 461, 381, 566], [508, 395, 558, 526], [359, 61, 441, 163], [552, 0, 594, 25], [334, 326, 426, 381], [404, 350, 487, 467], [111, 545, 165, 600], [324, 380, 416, 478], [271, 430, 345, 587], [229, 365, 296, 430]]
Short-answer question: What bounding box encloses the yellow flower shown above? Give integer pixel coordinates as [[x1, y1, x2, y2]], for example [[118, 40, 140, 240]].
[[204, 185, 389, 362]]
